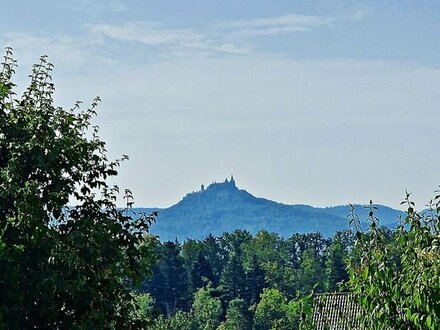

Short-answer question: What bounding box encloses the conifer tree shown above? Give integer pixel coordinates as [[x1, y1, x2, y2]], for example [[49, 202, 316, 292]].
[[220, 252, 246, 303], [243, 253, 266, 306], [202, 234, 227, 286], [143, 241, 188, 316], [189, 250, 215, 294]]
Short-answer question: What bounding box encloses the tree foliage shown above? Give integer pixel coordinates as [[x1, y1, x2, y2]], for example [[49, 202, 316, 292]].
[[192, 283, 223, 330], [0, 48, 157, 328], [142, 241, 188, 316], [253, 288, 311, 330], [141, 228, 350, 328], [348, 198, 440, 329], [220, 252, 245, 303], [152, 311, 195, 330], [222, 298, 252, 330]]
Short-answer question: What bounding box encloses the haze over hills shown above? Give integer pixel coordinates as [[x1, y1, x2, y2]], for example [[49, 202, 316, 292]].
[[134, 177, 406, 242]]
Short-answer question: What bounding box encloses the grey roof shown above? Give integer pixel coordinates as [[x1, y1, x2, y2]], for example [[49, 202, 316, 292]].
[[312, 293, 362, 330]]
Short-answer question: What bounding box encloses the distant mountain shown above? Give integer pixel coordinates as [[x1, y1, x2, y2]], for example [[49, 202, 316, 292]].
[[315, 205, 405, 227], [134, 177, 405, 241]]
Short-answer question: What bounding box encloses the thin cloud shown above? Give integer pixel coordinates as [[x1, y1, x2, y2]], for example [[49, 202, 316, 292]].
[[89, 13, 337, 56], [90, 21, 252, 55], [219, 14, 336, 37], [66, 0, 127, 13], [91, 22, 202, 46]]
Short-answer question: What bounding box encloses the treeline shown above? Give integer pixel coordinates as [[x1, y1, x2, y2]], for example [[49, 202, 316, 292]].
[[137, 229, 358, 329]]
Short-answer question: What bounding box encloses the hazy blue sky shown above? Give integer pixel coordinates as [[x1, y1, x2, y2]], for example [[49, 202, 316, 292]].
[[2, 1, 440, 209]]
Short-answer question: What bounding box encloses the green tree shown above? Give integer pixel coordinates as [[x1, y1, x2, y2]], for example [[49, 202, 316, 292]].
[[0, 49, 156, 328], [220, 252, 246, 303], [130, 293, 156, 325], [286, 233, 327, 268], [223, 298, 252, 330], [143, 241, 189, 316], [324, 235, 349, 292], [220, 229, 252, 255], [190, 249, 215, 293], [348, 199, 440, 329], [243, 253, 266, 306], [202, 234, 227, 286], [254, 288, 311, 330], [152, 311, 195, 330], [192, 283, 223, 330], [181, 239, 205, 295], [244, 230, 295, 294], [253, 288, 290, 330], [298, 248, 324, 294]]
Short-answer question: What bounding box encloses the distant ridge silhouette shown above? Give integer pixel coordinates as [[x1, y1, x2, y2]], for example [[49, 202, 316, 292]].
[[133, 178, 405, 241]]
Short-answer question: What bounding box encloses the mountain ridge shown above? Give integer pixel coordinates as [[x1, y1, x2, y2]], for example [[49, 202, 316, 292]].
[[133, 178, 406, 241]]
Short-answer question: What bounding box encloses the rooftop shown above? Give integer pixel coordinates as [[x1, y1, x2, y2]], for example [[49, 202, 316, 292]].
[[312, 293, 362, 330]]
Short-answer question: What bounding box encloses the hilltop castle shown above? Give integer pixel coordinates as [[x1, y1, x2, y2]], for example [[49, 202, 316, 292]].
[[201, 175, 236, 192]]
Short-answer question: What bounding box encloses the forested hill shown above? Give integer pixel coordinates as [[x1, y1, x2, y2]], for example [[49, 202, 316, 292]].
[[134, 178, 405, 241]]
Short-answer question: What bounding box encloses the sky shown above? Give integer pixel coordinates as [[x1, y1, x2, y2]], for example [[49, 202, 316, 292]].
[[1, 0, 440, 210]]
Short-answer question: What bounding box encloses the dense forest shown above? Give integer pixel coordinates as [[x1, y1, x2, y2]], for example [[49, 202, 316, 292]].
[[1, 50, 439, 329], [138, 228, 353, 328]]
